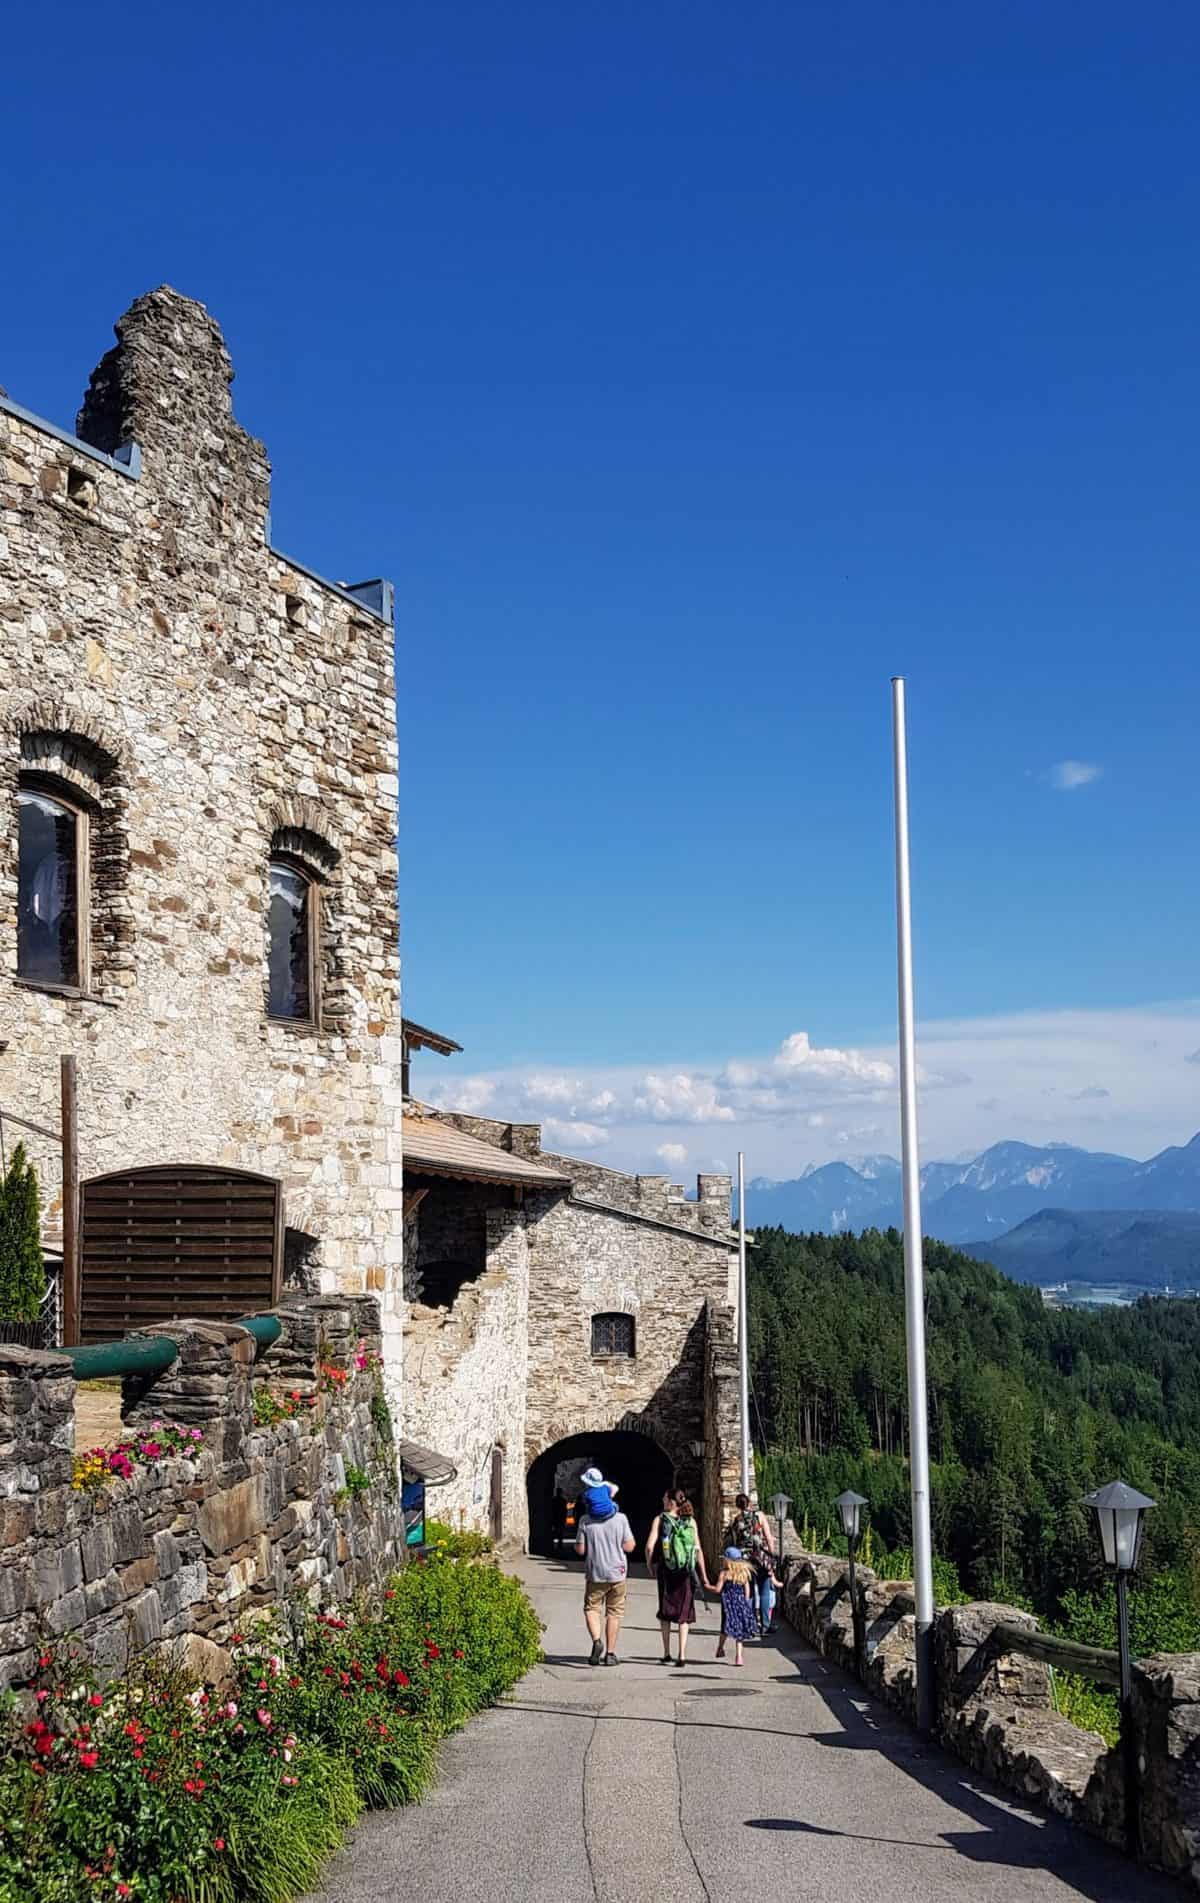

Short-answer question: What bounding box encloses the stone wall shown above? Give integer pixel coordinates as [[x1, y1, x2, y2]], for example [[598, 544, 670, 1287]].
[[402, 1204, 530, 1540], [0, 288, 404, 1370], [700, 1298, 742, 1556], [522, 1172, 736, 1482], [0, 1294, 401, 1692], [397, 1115, 739, 1545], [781, 1538, 1200, 1889]]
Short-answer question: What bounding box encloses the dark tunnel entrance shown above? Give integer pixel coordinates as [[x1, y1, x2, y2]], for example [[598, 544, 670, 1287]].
[[527, 1429, 675, 1559]]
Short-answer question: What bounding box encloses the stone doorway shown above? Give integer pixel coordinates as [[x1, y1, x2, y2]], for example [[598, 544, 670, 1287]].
[[526, 1428, 675, 1558]]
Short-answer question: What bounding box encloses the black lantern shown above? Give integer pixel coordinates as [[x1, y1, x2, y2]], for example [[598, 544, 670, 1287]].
[[835, 1489, 868, 1543], [835, 1490, 868, 1672], [1082, 1480, 1155, 1858]]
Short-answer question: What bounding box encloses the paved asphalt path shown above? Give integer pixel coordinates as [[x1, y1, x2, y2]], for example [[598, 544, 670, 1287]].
[[309, 1557, 1181, 1903]]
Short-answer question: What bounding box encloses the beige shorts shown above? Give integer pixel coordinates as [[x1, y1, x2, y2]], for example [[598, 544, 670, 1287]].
[[584, 1578, 628, 1618]]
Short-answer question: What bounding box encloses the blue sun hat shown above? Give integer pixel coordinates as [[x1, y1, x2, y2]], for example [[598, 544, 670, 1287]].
[[724, 1546, 743, 1560]]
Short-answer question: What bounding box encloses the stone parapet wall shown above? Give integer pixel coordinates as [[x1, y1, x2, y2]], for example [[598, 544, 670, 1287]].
[[781, 1538, 1200, 1889], [0, 1295, 401, 1693]]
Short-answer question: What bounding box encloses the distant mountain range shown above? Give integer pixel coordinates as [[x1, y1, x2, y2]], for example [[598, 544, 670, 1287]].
[[963, 1208, 1200, 1291], [746, 1133, 1200, 1248]]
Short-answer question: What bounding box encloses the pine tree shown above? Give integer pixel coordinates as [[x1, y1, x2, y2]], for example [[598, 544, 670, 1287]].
[[0, 1144, 46, 1321]]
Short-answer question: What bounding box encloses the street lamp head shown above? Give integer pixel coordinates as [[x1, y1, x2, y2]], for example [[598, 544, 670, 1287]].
[[1082, 1480, 1156, 1575], [770, 1491, 792, 1524], [835, 1489, 868, 1542]]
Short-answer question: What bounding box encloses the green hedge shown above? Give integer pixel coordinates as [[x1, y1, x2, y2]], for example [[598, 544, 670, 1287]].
[[0, 1553, 542, 1903]]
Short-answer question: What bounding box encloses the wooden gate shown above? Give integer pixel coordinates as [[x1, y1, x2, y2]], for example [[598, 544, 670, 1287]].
[[79, 1164, 283, 1341]]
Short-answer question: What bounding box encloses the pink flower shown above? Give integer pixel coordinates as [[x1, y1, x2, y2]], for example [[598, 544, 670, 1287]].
[[190, 1428, 203, 1441], [256, 1708, 273, 1728], [281, 1773, 298, 1786]]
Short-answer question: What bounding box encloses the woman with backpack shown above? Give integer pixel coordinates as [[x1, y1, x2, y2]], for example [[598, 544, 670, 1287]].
[[645, 1488, 712, 1668], [723, 1492, 779, 1636]]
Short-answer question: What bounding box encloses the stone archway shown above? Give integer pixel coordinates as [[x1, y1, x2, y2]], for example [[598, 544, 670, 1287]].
[[526, 1427, 676, 1558]]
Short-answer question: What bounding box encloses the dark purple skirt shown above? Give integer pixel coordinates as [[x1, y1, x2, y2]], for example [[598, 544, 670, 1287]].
[[657, 1565, 696, 1624]]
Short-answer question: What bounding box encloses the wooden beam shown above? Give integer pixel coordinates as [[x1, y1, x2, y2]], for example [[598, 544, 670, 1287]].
[[992, 1620, 1123, 1690], [60, 1056, 80, 1348]]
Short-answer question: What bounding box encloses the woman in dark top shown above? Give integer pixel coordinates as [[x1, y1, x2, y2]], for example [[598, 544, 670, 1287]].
[[645, 1488, 712, 1667]]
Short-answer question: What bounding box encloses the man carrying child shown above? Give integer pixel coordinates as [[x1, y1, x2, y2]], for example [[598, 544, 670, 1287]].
[[574, 1467, 635, 1666]]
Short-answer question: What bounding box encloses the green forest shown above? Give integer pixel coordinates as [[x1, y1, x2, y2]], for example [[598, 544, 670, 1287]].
[[749, 1226, 1200, 1677]]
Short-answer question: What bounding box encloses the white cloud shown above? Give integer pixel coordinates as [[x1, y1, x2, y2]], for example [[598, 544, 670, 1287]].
[[448, 1076, 497, 1114], [542, 1118, 609, 1150], [427, 1001, 1200, 1179], [1050, 760, 1103, 791], [656, 1142, 688, 1165]]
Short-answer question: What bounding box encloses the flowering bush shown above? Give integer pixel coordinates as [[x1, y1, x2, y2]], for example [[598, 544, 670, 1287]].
[[71, 1422, 204, 1493], [251, 1388, 316, 1428], [0, 1552, 541, 1902], [423, 1518, 493, 1561]]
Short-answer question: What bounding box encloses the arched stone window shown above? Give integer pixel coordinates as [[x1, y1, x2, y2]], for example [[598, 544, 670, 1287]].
[[268, 856, 317, 1021], [265, 813, 339, 1029], [18, 783, 87, 988], [6, 707, 129, 1000], [591, 1312, 636, 1358]]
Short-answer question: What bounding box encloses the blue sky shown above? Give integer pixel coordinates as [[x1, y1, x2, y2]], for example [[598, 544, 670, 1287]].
[[6, 1, 1199, 1175]]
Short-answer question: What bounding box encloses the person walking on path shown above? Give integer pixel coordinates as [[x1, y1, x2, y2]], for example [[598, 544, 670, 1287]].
[[575, 1493, 636, 1666], [645, 1489, 712, 1668], [714, 1547, 758, 1667], [724, 1492, 778, 1636]]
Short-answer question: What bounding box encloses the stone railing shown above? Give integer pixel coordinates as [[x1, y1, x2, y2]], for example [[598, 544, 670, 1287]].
[[781, 1538, 1200, 1890], [0, 1294, 401, 1692]]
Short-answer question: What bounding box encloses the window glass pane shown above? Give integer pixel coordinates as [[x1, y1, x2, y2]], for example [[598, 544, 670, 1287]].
[[268, 861, 312, 1020], [592, 1313, 635, 1357], [18, 790, 79, 986]]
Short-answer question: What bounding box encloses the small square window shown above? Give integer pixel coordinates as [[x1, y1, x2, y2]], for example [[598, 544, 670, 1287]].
[[67, 467, 98, 511], [591, 1313, 635, 1358]]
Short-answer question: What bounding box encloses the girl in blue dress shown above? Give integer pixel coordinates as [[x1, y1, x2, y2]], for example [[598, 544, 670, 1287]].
[[714, 1546, 757, 1666]]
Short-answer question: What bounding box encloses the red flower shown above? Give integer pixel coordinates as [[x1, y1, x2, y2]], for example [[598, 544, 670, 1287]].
[[89, 1693, 103, 1708], [38, 1653, 52, 1668], [214, 1838, 226, 1851], [77, 1749, 99, 1769], [116, 1887, 132, 1900], [425, 1642, 441, 1660], [392, 1669, 410, 1687], [453, 1649, 465, 1660]]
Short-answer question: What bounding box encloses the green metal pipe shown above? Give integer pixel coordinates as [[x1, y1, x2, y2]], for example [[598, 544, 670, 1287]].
[[67, 1312, 284, 1381], [68, 1335, 179, 1381]]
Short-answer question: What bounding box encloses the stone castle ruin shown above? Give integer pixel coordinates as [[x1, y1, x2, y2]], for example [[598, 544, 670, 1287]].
[[0, 288, 743, 1590]]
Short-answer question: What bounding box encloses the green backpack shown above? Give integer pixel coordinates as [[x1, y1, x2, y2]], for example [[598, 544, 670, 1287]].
[[663, 1512, 698, 1573]]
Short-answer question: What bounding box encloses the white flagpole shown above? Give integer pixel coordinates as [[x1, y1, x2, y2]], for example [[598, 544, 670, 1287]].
[[891, 677, 936, 1733], [737, 1150, 751, 1496]]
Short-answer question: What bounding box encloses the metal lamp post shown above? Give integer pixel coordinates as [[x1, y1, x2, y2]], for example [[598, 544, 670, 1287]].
[[836, 1490, 868, 1673], [1083, 1480, 1155, 1858]]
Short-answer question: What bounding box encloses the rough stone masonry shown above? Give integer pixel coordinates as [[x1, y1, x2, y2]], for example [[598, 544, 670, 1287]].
[[0, 1294, 400, 1692], [0, 288, 405, 1370]]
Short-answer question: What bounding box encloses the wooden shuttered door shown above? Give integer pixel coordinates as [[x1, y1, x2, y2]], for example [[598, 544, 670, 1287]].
[[79, 1165, 283, 1341]]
